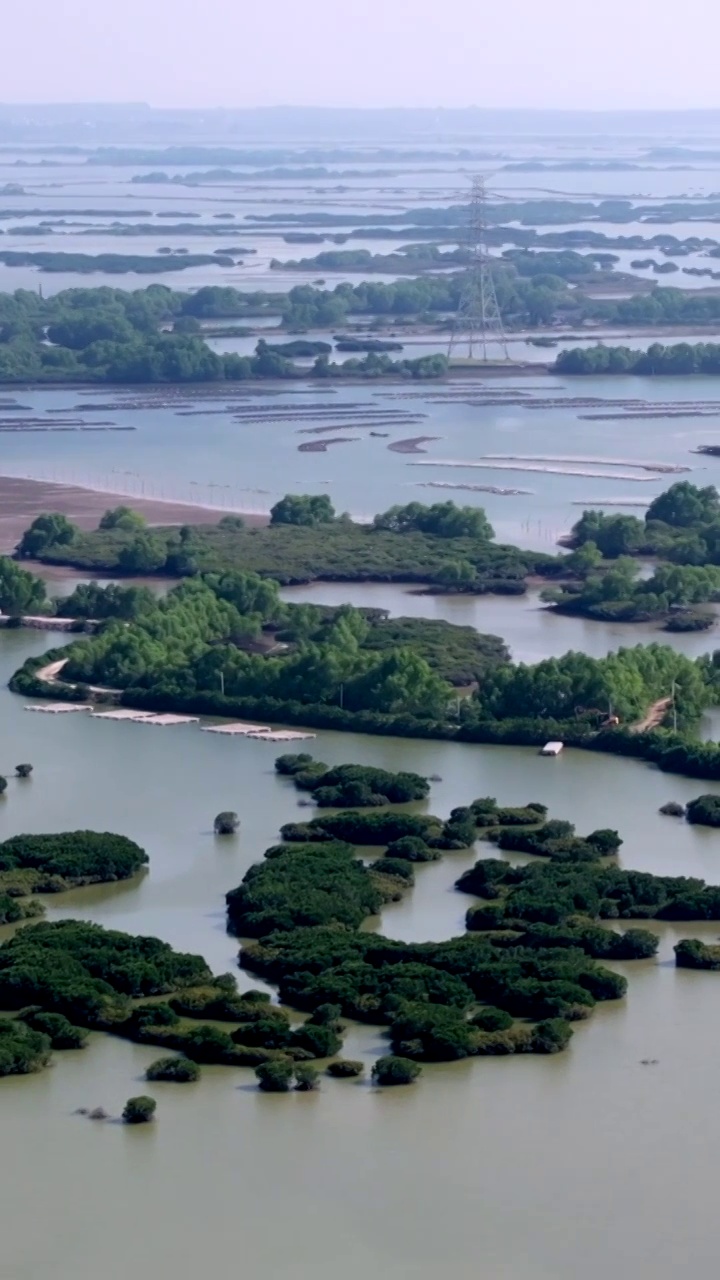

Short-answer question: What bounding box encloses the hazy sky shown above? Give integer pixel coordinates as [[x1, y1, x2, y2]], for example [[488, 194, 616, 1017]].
[[5, 0, 719, 110]]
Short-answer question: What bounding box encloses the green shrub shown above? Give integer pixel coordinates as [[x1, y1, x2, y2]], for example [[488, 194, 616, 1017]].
[[384, 836, 440, 863], [371, 1055, 422, 1086], [686, 795, 720, 827], [530, 1019, 574, 1053], [290, 1022, 342, 1058], [391, 1003, 476, 1061], [17, 1009, 88, 1049], [255, 1060, 294, 1092], [145, 1056, 201, 1082], [675, 938, 720, 969], [471, 1006, 514, 1032], [123, 1095, 156, 1124], [0, 1020, 52, 1076]]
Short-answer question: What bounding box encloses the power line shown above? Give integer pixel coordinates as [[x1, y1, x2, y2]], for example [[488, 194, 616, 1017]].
[[448, 175, 509, 363]]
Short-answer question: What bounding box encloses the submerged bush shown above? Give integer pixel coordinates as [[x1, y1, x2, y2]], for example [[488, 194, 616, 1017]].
[[326, 1059, 364, 1078], [214, 811, 240, 835], [659, 801, 685, 817]]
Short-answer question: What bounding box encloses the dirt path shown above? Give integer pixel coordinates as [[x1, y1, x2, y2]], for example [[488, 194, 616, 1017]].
[[631, 696, 672, 733], [34, 658, 116, 697]]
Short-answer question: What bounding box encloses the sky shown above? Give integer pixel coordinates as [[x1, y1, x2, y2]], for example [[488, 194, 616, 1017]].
[[4, 0, 720, 110]]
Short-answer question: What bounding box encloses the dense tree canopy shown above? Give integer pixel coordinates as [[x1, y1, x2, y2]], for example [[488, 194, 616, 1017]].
[[0, 557, 49, 615], [474, 644, 710, 726], [0, 921, 212, 1027], [270, 494, 337, 527], [556, 341, 720, 376], [570, 483, 720, 570], [17, 512, 78, 559], [59, 576, 456, 720], [373, 502, 494, 541], [226, 841, 385, 936]]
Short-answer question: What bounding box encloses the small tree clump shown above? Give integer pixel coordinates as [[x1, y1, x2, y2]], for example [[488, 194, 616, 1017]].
[[0, 777, 7, 796], [326, 1059, 364, 1079], [122, 1095, 157, 1124], [15, 764, 33, 779], [686, 795, 720, 827], [145, 1056, 201, 1083], [294, 1064, 319, 1091], [371, 1055, 422, 1086], [255, 1059, 294, 1092], [214, 811, 240, 835]]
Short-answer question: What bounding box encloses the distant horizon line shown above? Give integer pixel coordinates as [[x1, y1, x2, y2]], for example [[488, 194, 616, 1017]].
[[2, 102, 720, 116]]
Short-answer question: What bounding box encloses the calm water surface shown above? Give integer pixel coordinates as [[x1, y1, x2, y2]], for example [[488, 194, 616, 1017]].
[[2, 623, 720, 1279], [3, 374, 720, 545]]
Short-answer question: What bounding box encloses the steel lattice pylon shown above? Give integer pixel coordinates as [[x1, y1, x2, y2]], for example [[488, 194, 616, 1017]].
[[448, 176, 509, 362]]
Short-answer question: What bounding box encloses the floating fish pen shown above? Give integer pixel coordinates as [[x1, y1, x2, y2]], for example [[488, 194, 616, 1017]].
[[202, 722, 315, 741], [24, 703, 92, 714], [139, 714, 200, 727], [89, 709, 156, 721], [477, 454, 688, 474], [410, 460, 662, 482], [90, 710, 199, 726]]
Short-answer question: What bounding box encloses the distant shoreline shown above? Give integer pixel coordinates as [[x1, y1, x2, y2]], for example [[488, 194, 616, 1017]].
[[0, 365, 551, 391]]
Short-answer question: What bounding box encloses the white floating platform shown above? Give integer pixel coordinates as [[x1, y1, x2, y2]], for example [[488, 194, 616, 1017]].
[[90, 709, 156, 721], [202, 722, 272, 736], [140, 714, 200, 727], [25, 703, 92, 714], [202, 722, 316, 742], [540, 741, 564, 757], [91, 710, 199, 726]]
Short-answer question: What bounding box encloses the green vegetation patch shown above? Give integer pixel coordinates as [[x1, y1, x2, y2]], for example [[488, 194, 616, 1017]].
[[274, 753, 430, 807], [0, 831, 148, 894], [0, 921, 212, 1027], [226, 841, 385, 936]]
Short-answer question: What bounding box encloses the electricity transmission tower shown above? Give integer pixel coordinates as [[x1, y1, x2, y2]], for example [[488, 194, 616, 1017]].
[[448, 176, 509, 362]]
